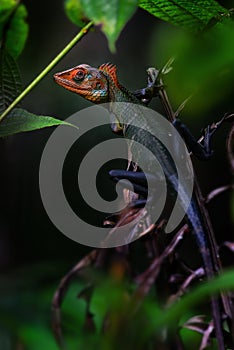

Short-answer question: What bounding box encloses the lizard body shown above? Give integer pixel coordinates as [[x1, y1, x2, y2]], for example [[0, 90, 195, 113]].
[[54, 63, 213, 273], [54, 64, 227, 346]]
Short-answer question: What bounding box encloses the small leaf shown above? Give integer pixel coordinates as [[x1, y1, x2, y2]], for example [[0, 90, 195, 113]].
[[79, 0, 138, 51], [0, 48, 22, 114], [0, 0, 17, 35], [139, 0, 229, 31], [64, 0, 90, 27], [5, 4, 29, 58], [0, 108, 76, 138]]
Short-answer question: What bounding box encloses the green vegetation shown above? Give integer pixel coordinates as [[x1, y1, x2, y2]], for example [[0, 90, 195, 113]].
[[0, 0, 234, 349]]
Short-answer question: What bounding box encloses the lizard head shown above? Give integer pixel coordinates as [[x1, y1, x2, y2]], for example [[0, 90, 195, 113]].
[[54, 64, 111, 103], [54, 63, 121, 103]]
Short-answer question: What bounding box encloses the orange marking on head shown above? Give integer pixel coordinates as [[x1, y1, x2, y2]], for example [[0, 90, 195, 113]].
[[54, 64, 109, 103], [98, 63, 120, 87]]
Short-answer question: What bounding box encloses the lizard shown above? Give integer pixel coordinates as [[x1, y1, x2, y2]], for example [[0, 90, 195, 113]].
[[53, 63, 233, 348]]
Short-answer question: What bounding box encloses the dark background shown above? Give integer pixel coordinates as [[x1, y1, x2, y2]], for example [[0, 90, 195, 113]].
[[0, 0, 233, 274]]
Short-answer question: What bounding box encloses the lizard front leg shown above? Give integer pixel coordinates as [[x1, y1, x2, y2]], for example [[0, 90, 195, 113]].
[[133, 67, 162, 105]]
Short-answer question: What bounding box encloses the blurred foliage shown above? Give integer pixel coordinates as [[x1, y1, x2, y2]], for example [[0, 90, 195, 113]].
[[68, 0, 138, 52], [0, 49, 21, 112], [151, 21, 234, 115], [3, 3, 28, 58], [1, 266, 234, 349], [0, 0, 78, 136], [62, 0, 232, 52], [64, 0, 89, 28], [0, 264, 87, 350], [0, 0, 234, 349], [0, 0, 28, 58]]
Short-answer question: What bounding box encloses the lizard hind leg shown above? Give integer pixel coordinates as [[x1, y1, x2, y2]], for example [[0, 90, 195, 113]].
[[173, 113, 234, 160]]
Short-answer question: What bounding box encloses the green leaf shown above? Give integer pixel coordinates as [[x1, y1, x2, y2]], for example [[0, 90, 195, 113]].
[[145, 268, 234, 332], [139, 0, 229, 31], [5, 4, 29, 58], [0, 108, 76, 138], [0, 48, 22, 114], [79, 0, 138, 51], [65, 0, 90, 27], [0, 0, 17, 35], [0, 1, 28, 58], [19, 325, 58, 350], [163, 269, 234, 325]]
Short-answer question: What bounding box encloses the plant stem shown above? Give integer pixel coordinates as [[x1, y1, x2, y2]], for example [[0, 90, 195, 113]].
[[158, 77, 228, 349], [0, 21, 93, 122]]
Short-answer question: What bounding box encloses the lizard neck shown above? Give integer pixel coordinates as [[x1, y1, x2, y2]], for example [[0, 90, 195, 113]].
[[108, 81, 138, 104]]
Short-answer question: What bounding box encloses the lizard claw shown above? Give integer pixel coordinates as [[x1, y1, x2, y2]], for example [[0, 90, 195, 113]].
[[147, 67, 160, 87]]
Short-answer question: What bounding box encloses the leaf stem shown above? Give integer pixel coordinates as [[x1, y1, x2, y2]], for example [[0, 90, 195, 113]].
[[0, 21, 93, 122]]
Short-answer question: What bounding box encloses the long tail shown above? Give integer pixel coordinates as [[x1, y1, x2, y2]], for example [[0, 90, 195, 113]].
[[187, 194, 228, 350], [186, 197, 215, 277]]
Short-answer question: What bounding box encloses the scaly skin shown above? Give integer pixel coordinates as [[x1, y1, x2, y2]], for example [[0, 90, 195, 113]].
[[54, 63, 227, 348], [53, 63, 213, 273]]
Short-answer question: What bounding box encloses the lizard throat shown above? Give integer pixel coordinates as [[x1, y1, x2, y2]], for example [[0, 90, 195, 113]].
[[54, 75, 109, 103]]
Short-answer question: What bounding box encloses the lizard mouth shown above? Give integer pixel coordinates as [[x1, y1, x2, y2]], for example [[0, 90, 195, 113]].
[[53, 74, 92, 94], [53, 67, 109, 103]]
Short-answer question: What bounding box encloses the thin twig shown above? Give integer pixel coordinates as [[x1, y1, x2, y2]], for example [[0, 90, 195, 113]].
[[227, 123, 234, 174], [156, 59, 175, 122], [134, 224, 189, 299], [168, 267, 204, 305], [197, 112, 234, 145], [0, 21, 93, 122], [199, 320, 214, 350], [158, 77, 175, 122], [143, 220, 166, 260], [222, 241, 234, 253], [51, 249, 98, 349], [158, 78, 229, 350], [182, 314, 207, 334], [205, 185, 233, 204], [174, 95, 193, 118]]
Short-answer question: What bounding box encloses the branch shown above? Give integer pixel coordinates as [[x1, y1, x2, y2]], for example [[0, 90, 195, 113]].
[[205, 185, 233, 204], [227, 123, 234, 174], [51, 249, 98, 349], [134, 225, 189, 299], [168, 267, 204, 304], [0, 21, 93, 122]]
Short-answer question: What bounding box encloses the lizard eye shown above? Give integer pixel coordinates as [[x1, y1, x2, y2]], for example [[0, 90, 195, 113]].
[[73, 70, 85, 82]]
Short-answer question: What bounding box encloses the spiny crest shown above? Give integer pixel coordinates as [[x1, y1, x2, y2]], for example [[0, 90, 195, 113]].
[[99, 63, 119, 86]]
